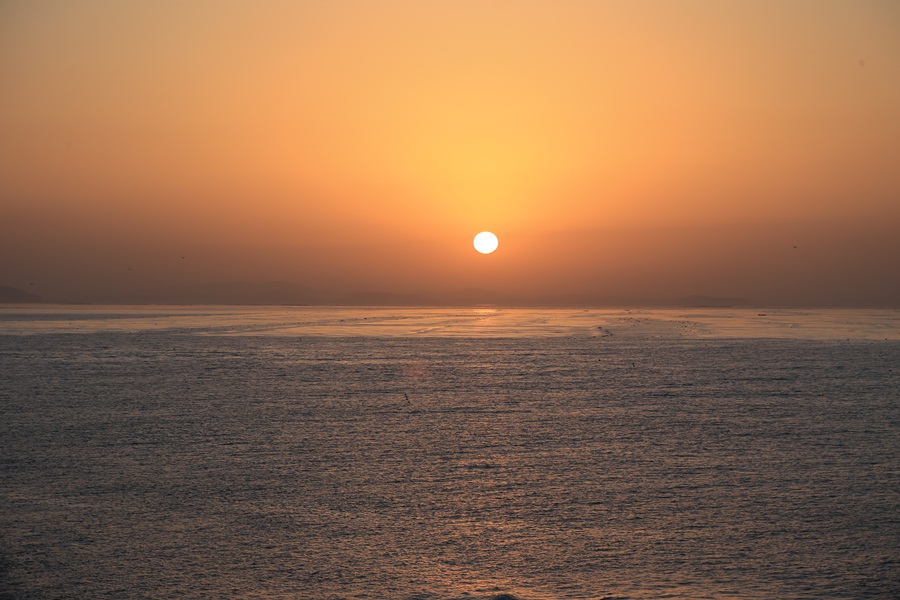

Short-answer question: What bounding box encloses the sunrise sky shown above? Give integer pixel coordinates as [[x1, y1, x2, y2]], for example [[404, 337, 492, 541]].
[[2, 0, 898, 305]]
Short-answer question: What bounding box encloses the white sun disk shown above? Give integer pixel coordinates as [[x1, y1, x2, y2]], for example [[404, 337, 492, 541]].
[[473, 231, 499, 254]]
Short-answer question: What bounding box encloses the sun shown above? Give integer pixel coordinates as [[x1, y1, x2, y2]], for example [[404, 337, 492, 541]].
[[473, 231, 499, 254]]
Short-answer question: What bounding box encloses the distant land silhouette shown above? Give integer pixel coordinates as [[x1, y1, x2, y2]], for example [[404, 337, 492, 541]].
[[8, 279, 897, 307], [338, 291, 436, 306], [122, 281, 330, 306], [672, 295, 753, 308], [119, 282, 467, 307], [0, 285, 42, 303], [21, 281, 757, 308]]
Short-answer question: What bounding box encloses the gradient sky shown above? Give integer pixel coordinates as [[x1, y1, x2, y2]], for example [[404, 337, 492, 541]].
[[2, 0, 899, 305]]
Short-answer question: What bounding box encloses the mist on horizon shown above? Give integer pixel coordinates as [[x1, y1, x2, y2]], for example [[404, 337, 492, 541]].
[[2, 1, 899, 306]]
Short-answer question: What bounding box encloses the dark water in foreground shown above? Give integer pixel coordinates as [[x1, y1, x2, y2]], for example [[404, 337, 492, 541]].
[[1, 331, 898, 599]]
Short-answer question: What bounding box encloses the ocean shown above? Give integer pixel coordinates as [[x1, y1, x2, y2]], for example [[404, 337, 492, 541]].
[[1, 307, 898, 599]]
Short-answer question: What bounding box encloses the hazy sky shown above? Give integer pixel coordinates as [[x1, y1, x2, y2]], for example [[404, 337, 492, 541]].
[[2, 0, 899, 304]]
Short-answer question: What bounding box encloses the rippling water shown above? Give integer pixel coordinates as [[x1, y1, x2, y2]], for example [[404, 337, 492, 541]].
[[1, 308, 898, 599]]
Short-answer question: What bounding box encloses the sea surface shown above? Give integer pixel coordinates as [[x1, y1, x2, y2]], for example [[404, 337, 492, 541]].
[[1, 306, 899, 599]]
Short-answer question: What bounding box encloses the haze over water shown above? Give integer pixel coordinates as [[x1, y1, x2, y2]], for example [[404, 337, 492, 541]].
[[2, 307, 898, 599]]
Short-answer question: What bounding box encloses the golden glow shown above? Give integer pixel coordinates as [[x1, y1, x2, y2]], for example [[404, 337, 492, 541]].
[[0, 1, 898, 305], [473, 232, 499, 255]]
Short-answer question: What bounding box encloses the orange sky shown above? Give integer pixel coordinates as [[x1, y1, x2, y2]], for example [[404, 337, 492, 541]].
[[1, 1, 899, 305]]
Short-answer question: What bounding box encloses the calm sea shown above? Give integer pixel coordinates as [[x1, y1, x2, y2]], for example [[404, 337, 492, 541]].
[[1, 307, 898, 599]]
